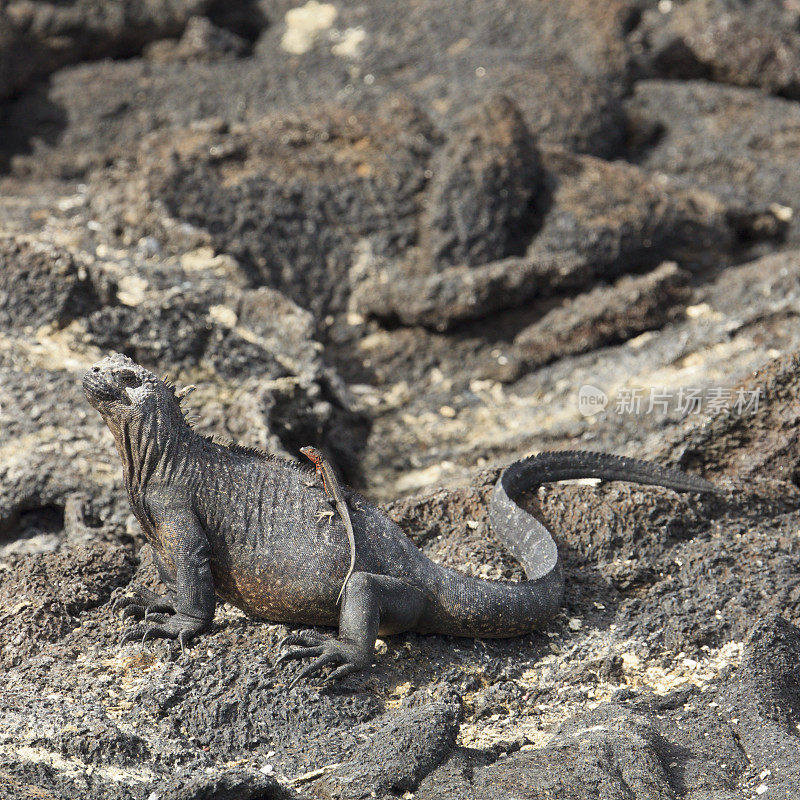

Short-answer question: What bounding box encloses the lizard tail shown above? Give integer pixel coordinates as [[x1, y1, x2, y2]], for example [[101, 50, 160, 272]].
[[426, 450, 716, 638]]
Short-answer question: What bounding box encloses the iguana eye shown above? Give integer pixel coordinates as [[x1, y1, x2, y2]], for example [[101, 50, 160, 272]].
[[117, 369, 141, 388]]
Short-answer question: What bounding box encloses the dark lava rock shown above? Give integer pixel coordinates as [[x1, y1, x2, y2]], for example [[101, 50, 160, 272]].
[[0, 0, 212, 102], [636, 0, 800, 98], [353, 149, 733, 329], [487, 60, 629, 159], [538, 480, 711, 571], [728, 614, 800, 739], [0, 762, 140, 800], [513, 261, 690, 369], [0, 0, 636, 176], [420, 699, 746, 799], [700, 249, 800, 325], [0, 542, 134, 668], [721, 614, 800, 797], [660, 349, 800, 484], [313, 689, 461, 798], [473, 681, 524, 719], [626, 80, 800, 242], [80, 290, 288, 381], [159, 769, 293, 800], [320, 0, 640, 156], [350, 251, 591, 330], [0, 359, 135, 548], [540, 473, 800, 651], [81, 296, 216, 370], [87, 99, 433, 318], [421, 94, 542, 270], [144, 16, 250, 63], [48, 720, 150, 767], [0, 239, 114, 330], [467, 721, 675, 799], [137, 638, 384, 765], [528, 147, 734, 275]]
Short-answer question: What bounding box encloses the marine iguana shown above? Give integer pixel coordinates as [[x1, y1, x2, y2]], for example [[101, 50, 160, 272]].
[[84, 353, 717, 684]]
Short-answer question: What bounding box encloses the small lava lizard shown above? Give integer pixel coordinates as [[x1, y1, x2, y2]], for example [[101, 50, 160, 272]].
[[300, 445, 356, 605]]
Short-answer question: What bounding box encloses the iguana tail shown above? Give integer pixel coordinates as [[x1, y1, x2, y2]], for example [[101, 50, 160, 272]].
[[424, 450, 717, 638]]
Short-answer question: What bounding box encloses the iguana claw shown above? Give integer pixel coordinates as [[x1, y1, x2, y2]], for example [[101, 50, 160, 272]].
[[288, 651, 337, 688], [277, 630, 326, 651], [120, 613, 208, 651], [277, 635, 367, 686], [120, 604, 146, 620], [113, 588, 177, 618]]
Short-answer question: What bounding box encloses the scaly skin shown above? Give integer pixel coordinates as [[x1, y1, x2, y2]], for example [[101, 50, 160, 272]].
[[84, 353, 719, 684]]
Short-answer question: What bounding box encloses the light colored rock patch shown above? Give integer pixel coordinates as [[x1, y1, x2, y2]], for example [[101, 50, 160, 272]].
[[0, 328, 102, 375], [281, 1, 338, 55], [0, 743, 156, 785], [116, 274, 148, 306], [331, 26, 367, 58], [180, 247, 240, 278], [208, 304, 238, 328], [457, 637, 744, 751]]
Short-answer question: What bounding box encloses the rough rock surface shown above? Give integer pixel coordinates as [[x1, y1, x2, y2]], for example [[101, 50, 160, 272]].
[[351, 148, 736, 329], [513, 261, 690, 369], [661, 347, 800, 485], [635, 0, 800, 98], [420, 94, 542, 270], [0, 0, 219, 102], [0, 239, 114, 330], [626, 80, 800, 241], [3, 0, 800, 797]]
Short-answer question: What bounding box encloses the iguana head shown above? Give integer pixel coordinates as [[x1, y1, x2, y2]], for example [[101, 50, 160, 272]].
[[83, 353, 173, 420], [83, 353, 192, 469]]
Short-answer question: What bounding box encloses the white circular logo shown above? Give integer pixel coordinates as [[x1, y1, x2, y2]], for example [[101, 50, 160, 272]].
[[578, 385, 608, 417]]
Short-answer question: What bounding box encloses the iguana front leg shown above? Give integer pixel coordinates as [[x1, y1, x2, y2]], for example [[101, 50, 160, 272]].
[[120, 498, 216, 650], [276, 572, 426, 685]]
